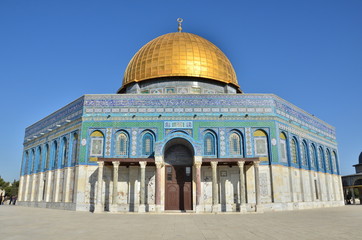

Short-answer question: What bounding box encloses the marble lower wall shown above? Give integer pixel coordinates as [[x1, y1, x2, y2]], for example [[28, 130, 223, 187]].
[[18, 164, 344, 213]]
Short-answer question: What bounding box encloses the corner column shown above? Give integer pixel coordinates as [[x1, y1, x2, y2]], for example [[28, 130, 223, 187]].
[[24, 175, 30, 201], [94, 161, 104, 212], [211, 161, 220, 213], [238, 161, 246, 213], [139, 161, 147, 212], [18, 176, 24, 201], [254, 161, 263, 212], [111, 161, 120, 212]]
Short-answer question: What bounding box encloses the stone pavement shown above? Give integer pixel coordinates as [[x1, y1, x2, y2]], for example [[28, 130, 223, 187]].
[[0, 205, 361, 240]]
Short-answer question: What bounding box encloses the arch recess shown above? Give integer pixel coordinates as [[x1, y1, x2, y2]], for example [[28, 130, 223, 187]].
[[155, 132, 201, 157]]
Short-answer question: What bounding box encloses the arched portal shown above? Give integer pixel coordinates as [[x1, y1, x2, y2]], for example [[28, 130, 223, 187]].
[[163, 138, 194, 211]]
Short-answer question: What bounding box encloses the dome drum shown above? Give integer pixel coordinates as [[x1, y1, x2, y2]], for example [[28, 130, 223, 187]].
[[118, 76, 240, 94]]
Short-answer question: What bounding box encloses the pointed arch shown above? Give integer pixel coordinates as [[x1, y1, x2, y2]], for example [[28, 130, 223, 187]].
[[71, 132, 79, 165], [142, 131, 154, 156], [31, 149, 35, 173], [310, 143, 317, 169], [115, 131, 129, 156], [36, 146, 42, 171], [90, 130, 105, 157], [229, 130, 243, 156], [326, 149, 332, 172], [290, 138, 298, 164], [301, 140, 308, 167], [24, 151, 29, 174], [203, 131, 217, 156], [61, 137, 68, 167], [45, 144, 50, 170], [318, 147, 325, 171], [332, 151, 338, 173], [253, 129, 269, 161], [51, 140, 58, 169], [279, 132, 288, 163]]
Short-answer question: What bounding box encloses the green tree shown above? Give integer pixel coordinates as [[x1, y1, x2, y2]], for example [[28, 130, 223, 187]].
[[0, 176, 9, 189], [0, 177, 19, 197]]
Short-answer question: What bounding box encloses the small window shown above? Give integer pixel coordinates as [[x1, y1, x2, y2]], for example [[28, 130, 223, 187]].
[[90, 131, 104, 157], [71, 133, 79, 165], [61, 137, 68, 166], [301, 141, 308, 167], [310, 144, 317, 168], [142, 133, 154, 156], [24, 152, 29, 174], [290, 138, 298, 164], [115, 132, 128, 156], [52, 141, 58, 169], [254, 130, 268, 157], [326, 150, 331, 171], [37, 147, 42, 171], [204, 132, 216, 156], [279, 133, 287, 163], [31, 149, 35, 172], [45, 144, 50, 169], [229, 132, 242, 156], [332, 151, 338, 172], [318, 147, 324, 171]]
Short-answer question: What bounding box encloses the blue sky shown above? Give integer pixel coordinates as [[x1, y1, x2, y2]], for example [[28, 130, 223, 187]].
[[0, 0, 361, 182]]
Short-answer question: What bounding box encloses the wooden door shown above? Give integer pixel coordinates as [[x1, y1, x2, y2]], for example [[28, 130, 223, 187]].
[[165, 166, 192, 210]]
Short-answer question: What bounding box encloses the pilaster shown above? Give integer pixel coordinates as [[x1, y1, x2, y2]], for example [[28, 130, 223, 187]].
[[110, 161, 120, 212], [254, 161, 263, 213], [94, 161, 104, 213], [138, 161, 147, 213], [155, 156, 164, 212], [194, 156, 202, 213], [211, 161, 220, 213], [238, 161, 247, 213]]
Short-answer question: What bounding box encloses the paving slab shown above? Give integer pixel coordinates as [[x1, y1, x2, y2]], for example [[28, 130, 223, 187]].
[[0, 205, 361, 240]]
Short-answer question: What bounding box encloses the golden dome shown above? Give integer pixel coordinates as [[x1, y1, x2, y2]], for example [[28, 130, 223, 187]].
[[120, 32, 239, 92]]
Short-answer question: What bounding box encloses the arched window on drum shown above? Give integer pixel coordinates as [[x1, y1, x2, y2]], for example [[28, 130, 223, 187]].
[[253, 130, 269, 161], [115, 131, 129, 156], [229, 132, 243, 156], [142, 132, 154, 156], [90, 131, 104, 157], [204, 132, 216, 156]]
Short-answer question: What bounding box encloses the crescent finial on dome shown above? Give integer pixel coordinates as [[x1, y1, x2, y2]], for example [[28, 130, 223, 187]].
[[177, 18, 183, 32]]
